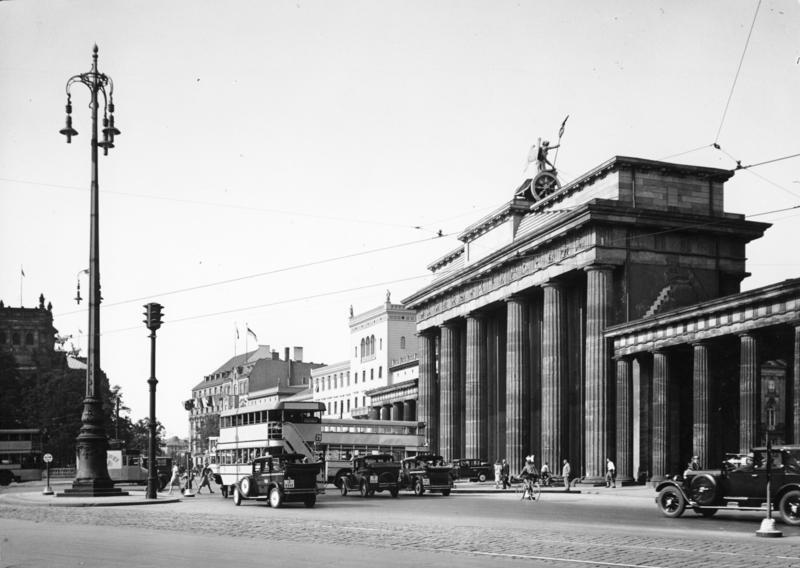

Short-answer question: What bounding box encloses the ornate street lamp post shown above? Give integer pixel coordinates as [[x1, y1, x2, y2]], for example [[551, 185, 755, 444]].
[[58, 45, 125, 497]]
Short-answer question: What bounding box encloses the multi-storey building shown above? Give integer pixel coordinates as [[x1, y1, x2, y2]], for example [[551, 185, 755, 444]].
[[0, 295, 59, 377], [312, 297, 418, 419], [187, 345, 323, 458]]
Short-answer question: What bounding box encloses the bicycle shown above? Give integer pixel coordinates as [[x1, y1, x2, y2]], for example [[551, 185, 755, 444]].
[[520, 476, 541, 501]]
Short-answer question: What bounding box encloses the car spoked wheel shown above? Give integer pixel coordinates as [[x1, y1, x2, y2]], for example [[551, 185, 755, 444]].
[[656, 487, 686, 518], [233, 488, 242, 506], [478, 473, 487, 482], [360, 480, 369, 497], [689, 474, 716, 506], [269, 486, 283, 508], [239, 477, 251, 498], [414, 479, 425, 496], [779, 489, 800, 526]]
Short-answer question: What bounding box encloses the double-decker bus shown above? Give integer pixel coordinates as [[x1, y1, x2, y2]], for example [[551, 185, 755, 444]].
[[216, 400, 325, 497], [320, 418, 424, 485], [0, 428, 43, 485]]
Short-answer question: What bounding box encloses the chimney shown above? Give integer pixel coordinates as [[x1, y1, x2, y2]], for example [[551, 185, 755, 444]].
[[284, 347, 290, 361], [293, 346, 303, 362], [272, 351, 279, 360]]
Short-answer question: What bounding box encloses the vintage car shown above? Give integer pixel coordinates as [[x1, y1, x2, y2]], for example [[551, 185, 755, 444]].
[[232, 453, 322, 508], [399, 454, 453, 496], [655, 445, 800, 525], [449, 458, 493, 483], [339, 453, 401, 498]]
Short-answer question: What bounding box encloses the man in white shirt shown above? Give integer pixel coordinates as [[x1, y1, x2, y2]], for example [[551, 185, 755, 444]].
[[606, 458, 616, 488]]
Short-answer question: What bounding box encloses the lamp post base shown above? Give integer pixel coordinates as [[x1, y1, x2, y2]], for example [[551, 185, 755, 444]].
[[755, 518, 783, 538]]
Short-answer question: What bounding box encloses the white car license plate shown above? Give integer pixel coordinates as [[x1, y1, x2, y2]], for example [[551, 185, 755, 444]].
[[423, 478, 430, 486], [370, 475, 378, 484], [284, 479, 294, 488]]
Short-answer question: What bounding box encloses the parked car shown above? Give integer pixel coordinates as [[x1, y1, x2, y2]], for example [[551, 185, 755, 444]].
[[449, 458, 493, 482], [399, 454, 453, 496], [655, 445, 800, 525], [232, 453, 322, 508], [340, 453, 401, 498]]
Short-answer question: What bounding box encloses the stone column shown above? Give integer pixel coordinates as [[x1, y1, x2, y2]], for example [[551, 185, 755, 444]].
[[465, 314, 488, 460], [739, 333, 759, 453], [651, 350, 669, 483], [541, 282, 565, 474], [391, 403, 401, 421], [439, 322, 461, 461], [404, 400, 416, 422], [380, 405, 391, 421], [417, 330, 438, 453], [794, 324, 800, 444], [505, 296, 530, 472], [615, 357, 632, 483], [585, 265, 613, 482], [692, 342, 710, 468]]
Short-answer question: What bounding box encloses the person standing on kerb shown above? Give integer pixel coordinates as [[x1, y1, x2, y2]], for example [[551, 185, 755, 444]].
[[561, 459, 571, 492]]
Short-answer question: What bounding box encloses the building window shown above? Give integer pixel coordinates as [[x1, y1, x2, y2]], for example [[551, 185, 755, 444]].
[[362, 370, 366, 382], [379, 366, 382, 378], [370, 335, 376, 355], [370, 368, 374, 380], [12, 333, 20, 345], [400, 336, 406, 349], [347, 372, 350, 386], [354, 346, 357, 358], [0, 332, 5, 344], [347, 399, 351, 412], [380, 338, 383, 350], [768, 379, 776, 393]]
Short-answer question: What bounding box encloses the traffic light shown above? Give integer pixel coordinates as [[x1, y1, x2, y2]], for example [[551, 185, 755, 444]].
[[143, 302, 164, 331]]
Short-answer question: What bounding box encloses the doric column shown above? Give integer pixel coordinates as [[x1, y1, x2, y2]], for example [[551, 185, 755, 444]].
[[692, 342, 710, 468], [417, 330, 438, 453], [794, 324, 800, 444], [505, 296, 530, 472], [439, 322, 461, 461], [380, 405, 391, 421], [585, 265, 613, 481], [615, 356, 632, 483], [739, 333, 759, 453], [391, 402, 401, 421], [541, 282, 565, 475], [465, 313, 488, 460], [651, 350, 669, 482]]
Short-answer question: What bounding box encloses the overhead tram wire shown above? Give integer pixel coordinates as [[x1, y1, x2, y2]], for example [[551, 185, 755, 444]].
[[54, 231, 458, 318], [79, 272, 440, 337], [714, 0, 762, 144], [0, 176, 443, 236]]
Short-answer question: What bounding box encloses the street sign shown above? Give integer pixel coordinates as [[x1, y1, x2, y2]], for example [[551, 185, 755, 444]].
[[43, 453, 53, 463]]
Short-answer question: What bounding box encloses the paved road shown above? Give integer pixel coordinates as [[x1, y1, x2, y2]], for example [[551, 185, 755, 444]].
[[1, 481, 799, 567]]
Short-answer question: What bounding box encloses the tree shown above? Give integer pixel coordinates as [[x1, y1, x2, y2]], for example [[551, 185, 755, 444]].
[[127, 418, 166, 456]]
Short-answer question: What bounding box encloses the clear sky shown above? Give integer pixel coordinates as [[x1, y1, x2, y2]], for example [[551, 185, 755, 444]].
[[1, 1, 798, 438]]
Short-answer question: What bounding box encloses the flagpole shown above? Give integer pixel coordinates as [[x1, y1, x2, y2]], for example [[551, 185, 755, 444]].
[[19, 266, 23, 306]]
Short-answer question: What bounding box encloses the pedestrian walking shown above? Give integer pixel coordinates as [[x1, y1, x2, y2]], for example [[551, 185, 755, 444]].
[[165, 463, 180, 495], [501, 458, 510, 489], [605, 458, 616, 488], [197, 464, 215, 494], [494, 459, 503, 489], [561, 459, 571, 492]]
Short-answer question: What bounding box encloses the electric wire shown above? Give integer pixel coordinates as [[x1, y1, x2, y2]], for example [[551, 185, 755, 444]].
[[714, 0, 762, 143], [53, 232, 457, 317]]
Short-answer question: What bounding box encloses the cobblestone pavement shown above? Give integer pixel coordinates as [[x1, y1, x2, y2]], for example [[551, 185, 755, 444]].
[[1, 488, 800, 567]]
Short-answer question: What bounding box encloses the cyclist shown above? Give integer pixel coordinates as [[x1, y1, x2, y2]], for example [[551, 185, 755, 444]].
[[519, 456, 540, 500]]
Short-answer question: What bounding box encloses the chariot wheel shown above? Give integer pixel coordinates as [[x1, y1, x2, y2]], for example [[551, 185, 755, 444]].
[[531, 170, 561, 200]]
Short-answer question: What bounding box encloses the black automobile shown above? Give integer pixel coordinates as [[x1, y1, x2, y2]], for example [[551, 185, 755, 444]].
[[399, 454, 453, 496], [232, 452, 322, 508], [339, 453, 401, 498], [655, 445, 800, 525], [449, 458, 493, 483]]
